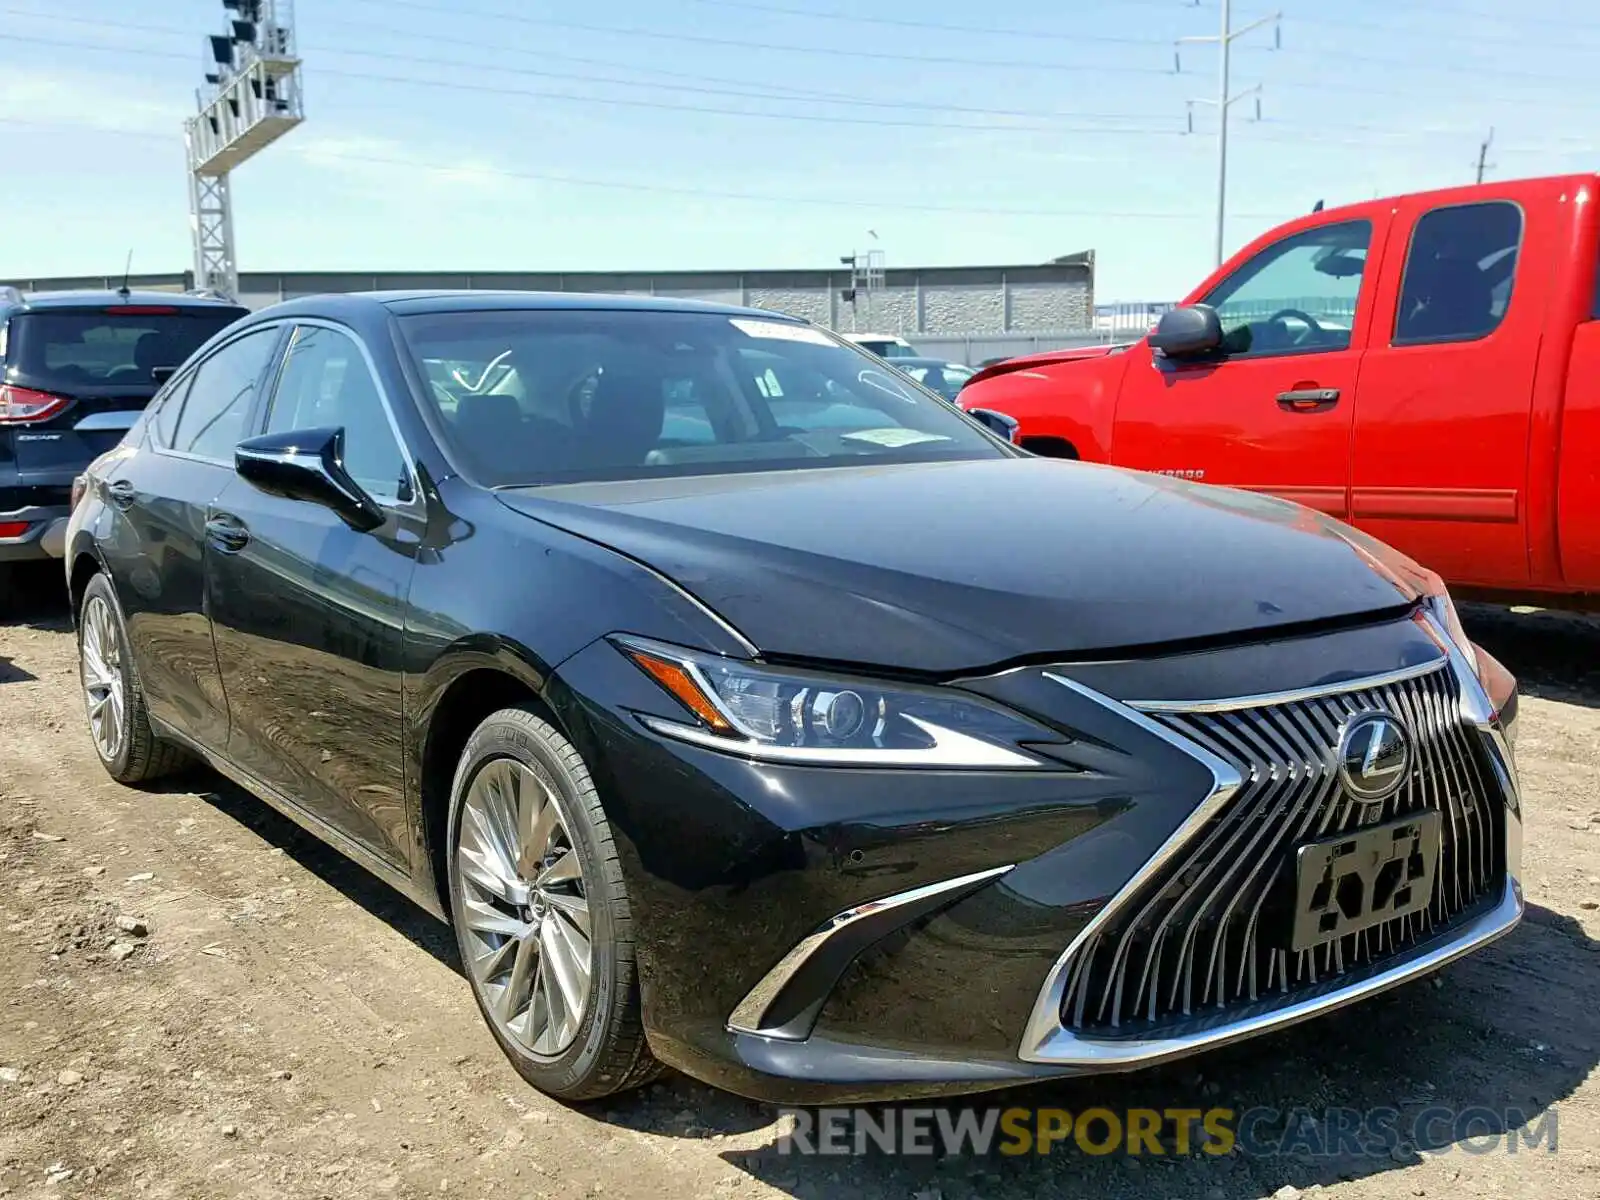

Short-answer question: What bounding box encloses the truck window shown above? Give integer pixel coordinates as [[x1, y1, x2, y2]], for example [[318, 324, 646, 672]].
[[1393, 200, 1523, 345], [1198, 221, 1371, 358]]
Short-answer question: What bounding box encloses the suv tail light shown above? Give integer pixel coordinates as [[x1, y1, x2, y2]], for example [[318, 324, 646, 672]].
[[0, 521, 29, 538], [0, 384, 71, 424]]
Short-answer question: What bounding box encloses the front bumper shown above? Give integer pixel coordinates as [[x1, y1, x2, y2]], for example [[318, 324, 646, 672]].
[[553, 611, 1523, 1104], [0, 506, 70, 561]]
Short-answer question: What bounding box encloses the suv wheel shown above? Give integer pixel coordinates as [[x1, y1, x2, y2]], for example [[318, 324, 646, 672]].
[[78, 573, 190, 783], [446, 707, 660, 1101]]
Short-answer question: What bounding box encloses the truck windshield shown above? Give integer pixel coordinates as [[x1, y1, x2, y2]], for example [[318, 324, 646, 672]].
[[9, 308, 244, 392], [400, 309, 1005, 486]]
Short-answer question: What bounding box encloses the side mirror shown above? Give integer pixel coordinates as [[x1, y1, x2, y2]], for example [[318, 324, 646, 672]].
[[151, 366, 177, 385], [966, 407, 1021, 444], [1148, 304, 1224, 359], [235, 426, 385, 532]]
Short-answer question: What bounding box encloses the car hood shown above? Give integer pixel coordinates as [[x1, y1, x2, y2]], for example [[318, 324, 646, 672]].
[[496, 459, 1420, 674]]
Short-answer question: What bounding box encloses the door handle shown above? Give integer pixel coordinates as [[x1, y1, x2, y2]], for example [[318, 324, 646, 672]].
[[1277, 388, 1340, 412], [106, 479, 136, 511], [204, 514, 250, 553]]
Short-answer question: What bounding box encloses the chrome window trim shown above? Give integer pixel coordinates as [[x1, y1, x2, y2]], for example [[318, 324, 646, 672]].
[[1122, 654, 1447, 714], [151, 323, 286, 467], [1017, 640, 1521, 1067], [726, 864, 1015, 1037], [266, 319, 424, 514]]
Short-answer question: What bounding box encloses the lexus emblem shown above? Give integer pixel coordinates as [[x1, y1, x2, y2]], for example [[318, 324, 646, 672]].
[[1337, 713, 1411, 803]]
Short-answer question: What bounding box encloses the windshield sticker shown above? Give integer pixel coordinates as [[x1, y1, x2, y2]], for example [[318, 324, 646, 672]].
[[840, 428, 953, 448], [729, 318, 835, 345]]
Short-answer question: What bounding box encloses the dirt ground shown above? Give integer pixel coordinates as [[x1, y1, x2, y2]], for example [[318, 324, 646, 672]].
[[1, 562, 1597, 1200]]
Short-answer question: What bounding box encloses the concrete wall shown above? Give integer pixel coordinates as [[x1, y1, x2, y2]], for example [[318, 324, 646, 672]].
[[5, 262, 1096, 344]]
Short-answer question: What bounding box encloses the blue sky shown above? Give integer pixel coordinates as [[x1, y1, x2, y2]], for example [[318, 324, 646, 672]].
[[0, 0, 1595, 299]]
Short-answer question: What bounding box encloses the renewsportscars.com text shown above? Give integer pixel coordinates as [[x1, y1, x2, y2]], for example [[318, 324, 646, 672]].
[[777, 1105, 1558, 1158]]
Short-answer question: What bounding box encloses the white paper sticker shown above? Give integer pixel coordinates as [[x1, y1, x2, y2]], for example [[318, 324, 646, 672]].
[[840, 428, 952, 448], [729, 318, 835, 345]]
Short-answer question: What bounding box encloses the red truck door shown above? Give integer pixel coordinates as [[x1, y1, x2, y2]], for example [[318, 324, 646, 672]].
[[1109, 210, 1389, 517], [1350, 194, 1543, 586]]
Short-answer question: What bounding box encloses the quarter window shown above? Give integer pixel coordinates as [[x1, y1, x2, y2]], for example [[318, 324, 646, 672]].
[[1199, 221, 1372, 358], [170, 327, 278, 460], [149, 373, 192, 449], [1394, 201, 1523, 345], [266, 325, 409, 502]]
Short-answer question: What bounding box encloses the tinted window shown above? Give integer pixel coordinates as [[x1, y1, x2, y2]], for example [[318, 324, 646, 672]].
[[1200, 221, 1372, 357], [7, 308, 244, 389], [399, 310, 1002, 486], [149, 373, 193, 449], [1394, 201, 1523, 345], [265, 326, 409, 501], [171, 328, 278, 460]]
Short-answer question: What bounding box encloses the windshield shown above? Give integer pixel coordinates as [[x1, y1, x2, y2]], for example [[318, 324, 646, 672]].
[[897, 362, 974, 401], [7, 308, 244, 391], [398, 309, 1006, 486]]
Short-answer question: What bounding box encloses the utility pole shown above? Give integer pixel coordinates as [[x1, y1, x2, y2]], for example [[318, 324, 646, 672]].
[[1177, 2, 1281, 267], [1475, 127, 1495, 184]]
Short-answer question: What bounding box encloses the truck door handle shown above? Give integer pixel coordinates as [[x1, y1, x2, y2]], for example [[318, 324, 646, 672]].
[[204, 514, 250, 554], [1277, 388, 1340, 411], [106, 479, 136, 511]]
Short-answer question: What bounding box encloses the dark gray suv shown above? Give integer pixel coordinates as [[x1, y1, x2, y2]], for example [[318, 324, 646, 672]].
[[0, 286, 246, 580]]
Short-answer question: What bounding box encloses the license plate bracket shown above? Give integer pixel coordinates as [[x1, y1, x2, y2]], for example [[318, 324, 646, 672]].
[[1290, 810, 1442, 952]]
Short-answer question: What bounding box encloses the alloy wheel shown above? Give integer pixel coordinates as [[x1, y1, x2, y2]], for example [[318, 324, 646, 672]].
[[456, 758, 594, 1057], [80, 595, 126, 763]]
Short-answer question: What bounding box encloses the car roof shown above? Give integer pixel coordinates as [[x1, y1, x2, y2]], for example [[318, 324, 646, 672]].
[[891, 357, 972, 369], [245, 289, 804, 322], [3, 288, 248, 313], [844, 332, 912, 342]]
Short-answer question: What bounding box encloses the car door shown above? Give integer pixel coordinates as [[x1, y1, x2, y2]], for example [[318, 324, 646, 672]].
[[1109, 213, 1390, 518], [205, 321, 422, 869], [95, 324, 284, 752], [1350, 196, 1541, 586]]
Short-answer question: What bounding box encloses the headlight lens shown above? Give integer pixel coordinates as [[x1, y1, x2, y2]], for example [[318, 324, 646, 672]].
[[615, 635, 1056, 768], [1426, 589, 1481, 678]]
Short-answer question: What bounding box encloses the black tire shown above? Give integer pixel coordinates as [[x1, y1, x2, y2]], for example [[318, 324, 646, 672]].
[[446, 706, 661, 1102], [77, 572, 190, 784]]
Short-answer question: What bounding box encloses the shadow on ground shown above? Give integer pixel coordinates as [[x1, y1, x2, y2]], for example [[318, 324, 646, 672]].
[[0, 563, 72, 632], [1461, 602, 1600, 708]]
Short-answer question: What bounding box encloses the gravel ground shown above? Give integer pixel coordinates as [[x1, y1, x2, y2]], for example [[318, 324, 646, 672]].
[[1, 563, 1597, 1199]]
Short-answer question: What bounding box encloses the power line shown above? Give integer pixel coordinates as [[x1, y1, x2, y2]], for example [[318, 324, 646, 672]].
[[348, 0, 1179, 76], [0, 116, 1290, 222]]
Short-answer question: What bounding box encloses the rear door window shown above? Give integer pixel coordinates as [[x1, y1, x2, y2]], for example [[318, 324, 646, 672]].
[[170, 327, 279, 461], [6, 307, 246, 391], [1394, 201, 1523, 345]]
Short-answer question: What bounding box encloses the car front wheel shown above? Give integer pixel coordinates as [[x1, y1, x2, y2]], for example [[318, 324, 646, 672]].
[[446, 706, 660, 1101]]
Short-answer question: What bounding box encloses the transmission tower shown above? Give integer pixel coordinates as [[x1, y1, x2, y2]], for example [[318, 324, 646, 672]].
[[1176, 1, 1281, 267], [185, 0, 306, 298]]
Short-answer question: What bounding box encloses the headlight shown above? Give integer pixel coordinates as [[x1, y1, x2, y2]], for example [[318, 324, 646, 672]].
[[1426, 589, 1481, 678], [614, 635, 1057, 768]]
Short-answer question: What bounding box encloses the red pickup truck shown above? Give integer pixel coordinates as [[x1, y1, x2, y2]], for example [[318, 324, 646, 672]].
[[961, 173, 1600, 608]]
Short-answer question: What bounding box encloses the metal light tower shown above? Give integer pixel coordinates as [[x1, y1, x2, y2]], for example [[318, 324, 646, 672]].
[[185, 0, 305, 298]]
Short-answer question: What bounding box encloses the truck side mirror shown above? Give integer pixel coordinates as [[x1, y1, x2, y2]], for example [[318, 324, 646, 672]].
[[1148, 304, 1224, 359]]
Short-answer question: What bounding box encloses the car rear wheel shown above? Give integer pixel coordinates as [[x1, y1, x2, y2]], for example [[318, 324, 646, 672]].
[[446, 706, 660, 1101], [78, 573, 190, 784]]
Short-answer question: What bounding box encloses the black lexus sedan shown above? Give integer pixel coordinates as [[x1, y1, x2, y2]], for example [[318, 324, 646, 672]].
[[65, 291, 1523, 1105]]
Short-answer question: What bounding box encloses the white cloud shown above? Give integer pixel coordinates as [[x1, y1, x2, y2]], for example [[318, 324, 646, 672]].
[[0, 66, 186, 138], [287, 132, 518, 200]]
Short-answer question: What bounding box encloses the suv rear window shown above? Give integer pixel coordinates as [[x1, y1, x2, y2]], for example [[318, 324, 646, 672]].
[[6, 308, 245, 390]]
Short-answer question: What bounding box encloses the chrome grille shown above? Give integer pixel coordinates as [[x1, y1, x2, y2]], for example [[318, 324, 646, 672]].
[[1058, 664, 1505, 1034]]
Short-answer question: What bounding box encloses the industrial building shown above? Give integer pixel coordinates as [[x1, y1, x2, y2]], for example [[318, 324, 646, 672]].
[[4, 253, 1099, 362]]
